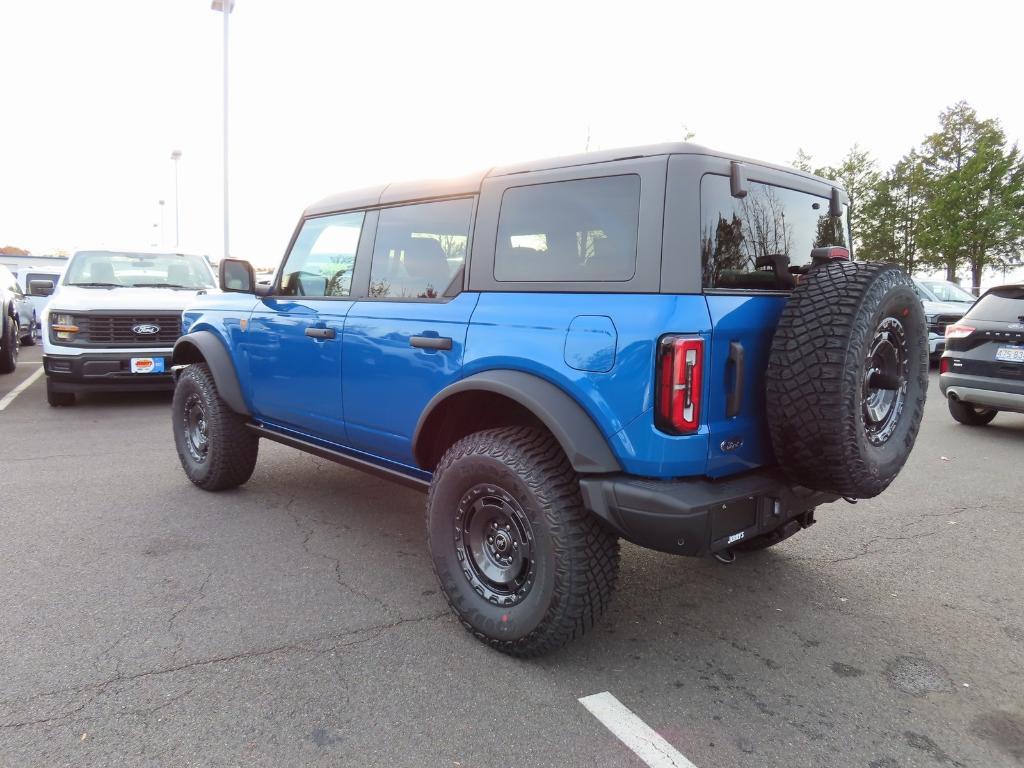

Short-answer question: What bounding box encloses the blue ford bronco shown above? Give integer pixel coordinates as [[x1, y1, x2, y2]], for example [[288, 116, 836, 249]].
[[171, 143, 928, 656]]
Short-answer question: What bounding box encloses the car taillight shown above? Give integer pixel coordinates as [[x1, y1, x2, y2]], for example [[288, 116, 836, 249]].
[[945, 324, 975, 339], [655, 335, 704, 434], [939, 357, 951, 374]]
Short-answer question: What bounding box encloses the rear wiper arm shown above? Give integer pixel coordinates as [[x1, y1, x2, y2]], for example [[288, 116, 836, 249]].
[[66, 282, 121, 288]]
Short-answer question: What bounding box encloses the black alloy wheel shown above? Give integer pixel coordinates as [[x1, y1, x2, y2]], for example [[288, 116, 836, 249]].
[[862, 316, 909, 446]]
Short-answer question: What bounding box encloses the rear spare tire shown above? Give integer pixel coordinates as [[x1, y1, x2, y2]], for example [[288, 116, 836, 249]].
[[766, 260, 928, 499]]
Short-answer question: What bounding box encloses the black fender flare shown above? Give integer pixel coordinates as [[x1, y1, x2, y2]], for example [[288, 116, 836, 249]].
[[413, 370, 621, 474], [172, 330, 250, 416]]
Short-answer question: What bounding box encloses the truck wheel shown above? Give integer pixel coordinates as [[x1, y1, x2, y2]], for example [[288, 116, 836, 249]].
[[426, 426, 619, 657], [21, 315, 37, 346], [947, 397, 997, 426], [766, 261, 928, 499], [172, 362, 259, 491], [0, 319, 19, 374], [46, 380, 75, 407]]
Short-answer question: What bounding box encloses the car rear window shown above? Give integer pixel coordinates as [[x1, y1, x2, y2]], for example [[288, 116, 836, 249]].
[[967, 287, 1024, 322], [700, 174, 849, 291], [494, 175, 640, 282]]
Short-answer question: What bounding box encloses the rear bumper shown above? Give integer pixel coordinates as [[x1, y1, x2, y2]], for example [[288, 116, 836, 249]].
[[939, 372, 1024, 413], [579, 469, 838, 557], [43, 352, 175, 392]]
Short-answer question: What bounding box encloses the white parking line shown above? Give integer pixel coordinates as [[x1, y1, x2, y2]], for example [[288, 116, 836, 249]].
[[0, 367, 45, 412], [579, 691, 698, 768]]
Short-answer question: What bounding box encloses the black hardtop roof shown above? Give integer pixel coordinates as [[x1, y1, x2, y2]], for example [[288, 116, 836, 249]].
[[304, 142, 844, 217]]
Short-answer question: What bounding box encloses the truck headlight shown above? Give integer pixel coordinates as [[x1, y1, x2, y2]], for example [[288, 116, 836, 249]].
[[51, 312, 80, 340], [925, 314, 937, 325]]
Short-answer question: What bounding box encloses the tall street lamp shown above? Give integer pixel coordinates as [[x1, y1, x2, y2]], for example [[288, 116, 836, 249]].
[[170, 150, 182, 249], [212, 0, 234, 261], [158, 199, 165, 247]]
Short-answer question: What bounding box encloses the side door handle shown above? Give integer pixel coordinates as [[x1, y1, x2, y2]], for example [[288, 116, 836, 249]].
[[410, 335, 452, 350], [305, 327, 336, 340], [726, 341, 745, 418]]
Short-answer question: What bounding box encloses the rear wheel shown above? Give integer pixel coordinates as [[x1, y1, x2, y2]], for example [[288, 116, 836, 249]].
[[172, 362, 259, 491], [0, 319, 19, 374], [46, 380, 75, 407], [426, 426, 619, 657], [947, 397, 997, 426]]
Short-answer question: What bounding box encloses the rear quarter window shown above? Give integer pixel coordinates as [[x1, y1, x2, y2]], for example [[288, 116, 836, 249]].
[[494, 175, 640, 283]]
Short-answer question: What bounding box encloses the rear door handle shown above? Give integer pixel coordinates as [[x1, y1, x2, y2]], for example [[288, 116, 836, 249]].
[[410, 335, 452, 350], [305, 327, 336, 340], [726, 341, 745, 418]]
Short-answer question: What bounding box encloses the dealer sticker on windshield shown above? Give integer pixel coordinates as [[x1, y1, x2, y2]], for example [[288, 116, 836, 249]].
[[995, 346, 1024, 364], [130, 357, 165, 374]]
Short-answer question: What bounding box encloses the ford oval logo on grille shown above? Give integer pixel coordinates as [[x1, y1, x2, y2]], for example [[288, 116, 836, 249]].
[[132, 324, 161, 335]]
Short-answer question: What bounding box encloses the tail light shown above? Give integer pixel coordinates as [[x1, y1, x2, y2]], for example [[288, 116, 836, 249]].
[[939, 357, 951, 374], [945, 324, 975, 339], [810, 246, 851, 262], [655, 336, 704, 434]]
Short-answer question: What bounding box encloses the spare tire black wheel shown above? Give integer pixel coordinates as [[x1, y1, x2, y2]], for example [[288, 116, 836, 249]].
[[766, 260, 928, 499]]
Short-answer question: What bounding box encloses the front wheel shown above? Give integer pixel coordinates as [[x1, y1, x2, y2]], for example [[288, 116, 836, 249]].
[[46, 380, 75, 406], [426, 426, 619, 657], [21, 315, 37, 346], [948, 397, 997, 426], [0, 319, 19, 374], [172, 362, 259, 491]]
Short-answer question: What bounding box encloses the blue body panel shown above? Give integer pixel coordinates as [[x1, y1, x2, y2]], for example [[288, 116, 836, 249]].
[[341, 292, 479, 465], [181, 288, 784, 484], [464, 293, 713, 478], [704, 295, 787, 478], [244, 297, 354, 439]]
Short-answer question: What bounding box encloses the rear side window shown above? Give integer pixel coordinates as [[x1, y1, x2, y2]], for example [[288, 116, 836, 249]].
[[700, 174, 848, 290], [279, 211, 365, 297], [968, 287, 1024, 322], [494, 175, 640, 282], [369, 198, 473, 300]]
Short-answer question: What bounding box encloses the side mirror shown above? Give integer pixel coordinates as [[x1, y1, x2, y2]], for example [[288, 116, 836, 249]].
[[29, 280, 55, 297], [730, 161, 748, 199], [219, 258, 255, 293]]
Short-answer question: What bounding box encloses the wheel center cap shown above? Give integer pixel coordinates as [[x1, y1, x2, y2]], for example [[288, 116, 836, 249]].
[[494, 531, 511, 554]]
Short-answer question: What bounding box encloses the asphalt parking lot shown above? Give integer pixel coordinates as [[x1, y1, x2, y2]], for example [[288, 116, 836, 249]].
[[1, 344, 1022, 767]]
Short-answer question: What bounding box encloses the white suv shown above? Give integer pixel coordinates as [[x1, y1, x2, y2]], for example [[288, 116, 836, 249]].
[[38, 250, 217, 406]]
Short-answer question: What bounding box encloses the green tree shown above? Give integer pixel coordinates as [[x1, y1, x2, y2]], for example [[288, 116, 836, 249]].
[[859, 150, 927, 272], [918, 101, 1024, 289], [817, 145, 880, 251]]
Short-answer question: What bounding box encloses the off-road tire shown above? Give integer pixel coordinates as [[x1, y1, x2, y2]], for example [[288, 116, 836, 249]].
[[21, 315, 37, 346], [0, 318, 19, 374], [766, 261, 928, 498], [172, 362, 259, 491], [426, 426, 619, 657], [947, 398, 997, 426], [46, 380, 75, 407]]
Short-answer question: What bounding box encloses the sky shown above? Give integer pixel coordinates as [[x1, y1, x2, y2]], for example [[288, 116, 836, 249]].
[[1, 0, 1022, 272]]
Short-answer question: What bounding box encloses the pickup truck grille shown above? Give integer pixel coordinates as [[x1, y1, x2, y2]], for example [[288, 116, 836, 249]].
[[67, 313, 182, 347], [928, 314, 962, 336]]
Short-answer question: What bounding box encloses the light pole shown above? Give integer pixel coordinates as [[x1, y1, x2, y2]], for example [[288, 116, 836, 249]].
[[170, 150, 182, 249], [212, 0, 234, 261], [158, 199, 165, 247]]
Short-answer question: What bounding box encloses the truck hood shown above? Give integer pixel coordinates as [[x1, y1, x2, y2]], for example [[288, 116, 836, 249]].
[[921, 299, 971, 316], [45, 285, 218, 314]]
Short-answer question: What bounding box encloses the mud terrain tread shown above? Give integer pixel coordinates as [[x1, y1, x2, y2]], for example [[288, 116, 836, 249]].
[[427, 426, 619, 657], [766, 260, 927, 498]]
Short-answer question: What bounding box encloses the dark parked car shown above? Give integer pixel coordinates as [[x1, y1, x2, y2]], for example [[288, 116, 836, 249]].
[[1, 264, 38, 373], [940, 284, 1024, 425], [169, 142, 928, 656]]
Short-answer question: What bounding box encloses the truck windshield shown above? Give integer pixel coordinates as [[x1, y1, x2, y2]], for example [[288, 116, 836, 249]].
[[64, 251, 214, 289]]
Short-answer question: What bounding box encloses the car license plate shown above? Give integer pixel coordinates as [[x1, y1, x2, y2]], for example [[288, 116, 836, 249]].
[[130, 357, 165, 374], [995, 346, 1024, 363]]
